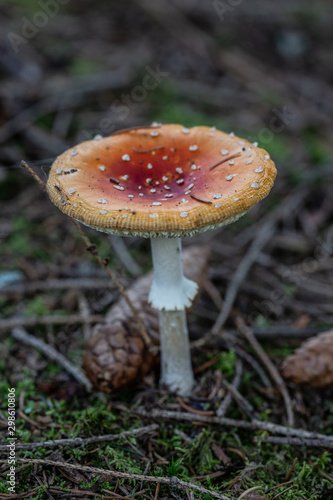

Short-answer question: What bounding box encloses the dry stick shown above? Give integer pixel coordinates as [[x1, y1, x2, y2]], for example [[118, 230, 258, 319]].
[[21, 160, 151, 349], [265, 479, 295, 494], [0, 459, 230, 500], [254, 436, 333, 449], [285, 457, 298, 482], [0, 486, 41, 499], [56, 489, 125, 500], [136, 408, 333, 442], [272, 485, 294, 499], [132, 146, 165, 153], [217, 359, 243, 417], [71, 220, 151, 349], [209, 152, 242, 171], [220, 376, 256, 420], [0, 424, 158, 451], [11, 327, 93, 392], [186, 487, 194, 500], [109, 236, 142, 277], [0, 314, 104, 332], [189, 193, 212, 204], [78, 293, 92, 341], [21, 161, 48, 192], [236, 486, 262, 500], [232, 345, 272, 390], [177, 397, 214, 417], [206, 189, 308, 338], [0, 277, 113, 296], [154, 482, 160, 500], [211, 219, 275, 334], [249, 326, 323, 341], [198, 333, 273, 391], [236, 316, 294, 427]]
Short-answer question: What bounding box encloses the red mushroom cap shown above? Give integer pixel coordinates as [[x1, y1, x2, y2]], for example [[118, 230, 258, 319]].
[[46, 124, 277, 237]]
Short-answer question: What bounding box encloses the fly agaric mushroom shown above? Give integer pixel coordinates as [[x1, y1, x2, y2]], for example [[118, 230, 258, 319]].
[[46, 124, 276, 395]]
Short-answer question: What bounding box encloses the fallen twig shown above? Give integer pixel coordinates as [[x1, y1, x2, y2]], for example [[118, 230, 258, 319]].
[[0, 486, 41, 499], [254, 436, 333, 449], [236, 317, 295, 427], [246, 326, 325, 340], [109, 235, 142, 277], [211, 220, 275, 334], [285, 457, 298, 482], [0, 314, 104, 332], [78, 293, 92, 341], [136, 408, 333, 441], [197, 334, 273, 391], [177, 397, 214, 416], [232, 345, 273, 390], [217, 360, 243, 417], [220, 375, 255, 418], [72, 220, 152, 349], [0, 277, 113, 296], [0, 459, 230, 500], [237, 486, 262, 500], [154, 482, 160, 500], [0, 424, 158, 451], [11, 327, 92, 392], [264, 479, 295, 494], [49, 488, 122, 499], [272, 485, 294, 499], [208, 189, 308, 336]]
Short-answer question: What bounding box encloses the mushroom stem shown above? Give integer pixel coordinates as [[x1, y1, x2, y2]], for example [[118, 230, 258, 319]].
[[158, 309, 194, 395], [149, 237, 197, 395]]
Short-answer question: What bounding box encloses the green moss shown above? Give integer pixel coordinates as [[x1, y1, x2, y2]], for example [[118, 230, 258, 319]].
[[254, 314, 273, 328], [303, 131, 332, 164], [70, 57, 103, 77], [7, 233, 33, 257], [101, 447, 142, 475], [261, 134, 293, 163], [23, 296, 49, 317], [148, 83, 230, 131], [183, 429, 219, 475], [72, 406, 117, 437], [213, 350, 237, 378]]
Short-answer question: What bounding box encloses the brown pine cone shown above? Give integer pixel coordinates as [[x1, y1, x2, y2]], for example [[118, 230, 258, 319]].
[[280, 329, 333, 387], [83, 246, 210, 392]]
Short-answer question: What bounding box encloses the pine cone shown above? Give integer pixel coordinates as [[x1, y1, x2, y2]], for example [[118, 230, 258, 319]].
[[280, 329, 333, 387], [83, 246, 210, 392]]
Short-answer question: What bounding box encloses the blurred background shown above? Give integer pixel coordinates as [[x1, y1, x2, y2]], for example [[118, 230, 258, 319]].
[[1, 0, 333, 328]]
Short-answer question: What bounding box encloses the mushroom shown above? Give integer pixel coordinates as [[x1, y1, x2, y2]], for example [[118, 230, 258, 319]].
[[46, 124, 277, 395]]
